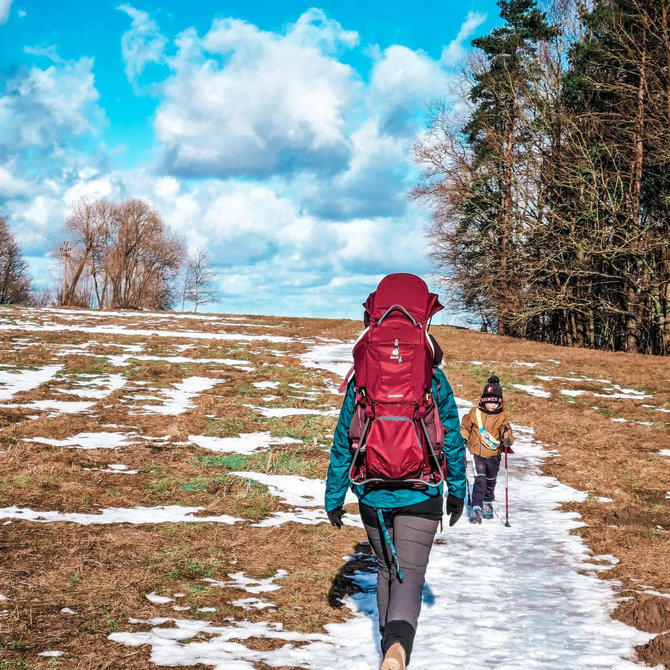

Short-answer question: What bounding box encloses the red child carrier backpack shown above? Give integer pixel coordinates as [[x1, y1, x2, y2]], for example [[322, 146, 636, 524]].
[[345, 273, 446, 488]]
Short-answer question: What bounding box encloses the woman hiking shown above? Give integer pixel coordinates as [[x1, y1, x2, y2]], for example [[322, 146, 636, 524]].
[[324, 273, 466, 670]]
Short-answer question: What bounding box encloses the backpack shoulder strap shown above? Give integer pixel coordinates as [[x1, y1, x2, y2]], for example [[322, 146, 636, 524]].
[[338, 366, 355, 394]]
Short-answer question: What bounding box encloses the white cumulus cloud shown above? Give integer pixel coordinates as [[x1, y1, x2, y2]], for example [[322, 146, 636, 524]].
[[369, 44, 451, 136], [0, 55, 103, 154], [441, 11, 487, 66], [154, 10, 361, 177], [118, 4, 167, 86]]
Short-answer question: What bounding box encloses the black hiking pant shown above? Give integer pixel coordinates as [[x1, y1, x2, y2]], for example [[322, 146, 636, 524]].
[[360, 497, 442, 665], [471, 453, 501, 508]]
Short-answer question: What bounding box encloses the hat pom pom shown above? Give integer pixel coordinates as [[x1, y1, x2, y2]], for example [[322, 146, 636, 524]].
[[487, 375, 500, 384]]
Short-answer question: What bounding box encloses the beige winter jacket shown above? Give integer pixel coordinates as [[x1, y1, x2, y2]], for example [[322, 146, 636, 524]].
[[461, 407, 515, 458]]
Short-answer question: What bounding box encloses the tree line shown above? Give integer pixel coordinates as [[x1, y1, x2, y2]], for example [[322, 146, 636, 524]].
[[413, 0, 670, 355], [0, 199, 218, 312]]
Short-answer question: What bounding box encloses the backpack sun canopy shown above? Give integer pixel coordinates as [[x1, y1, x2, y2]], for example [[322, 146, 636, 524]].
[[363, 273, 443, 325]]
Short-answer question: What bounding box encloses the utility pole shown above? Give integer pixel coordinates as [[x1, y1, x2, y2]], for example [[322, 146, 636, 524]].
[[60, 241, 71, 305]]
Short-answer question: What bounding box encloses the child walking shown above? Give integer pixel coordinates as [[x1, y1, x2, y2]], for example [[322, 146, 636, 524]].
[[461, 375, 514, 524]]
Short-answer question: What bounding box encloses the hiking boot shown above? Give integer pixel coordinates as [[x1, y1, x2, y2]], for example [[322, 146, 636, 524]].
[[470, 506, 482, 524], [381, 642, 406, 670], [482, 502, 494, 519]]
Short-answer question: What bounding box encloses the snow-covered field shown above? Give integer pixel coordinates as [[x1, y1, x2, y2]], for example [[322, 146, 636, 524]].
[[107, 342, 655, 669], [0, 307, 665, 668]]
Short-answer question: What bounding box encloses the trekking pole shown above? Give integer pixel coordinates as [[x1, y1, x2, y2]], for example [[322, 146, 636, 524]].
[[504, 444, 511, 527], [465, 453, 471, 507]]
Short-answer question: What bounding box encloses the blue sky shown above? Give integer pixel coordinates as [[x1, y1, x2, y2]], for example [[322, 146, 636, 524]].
[[0, 0, 500, 320]]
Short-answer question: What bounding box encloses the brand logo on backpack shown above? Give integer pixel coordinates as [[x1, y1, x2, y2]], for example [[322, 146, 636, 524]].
[[390, 339, 402, 364]]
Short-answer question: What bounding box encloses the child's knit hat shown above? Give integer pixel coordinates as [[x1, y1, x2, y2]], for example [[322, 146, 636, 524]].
[[480, 375, 503, 405]]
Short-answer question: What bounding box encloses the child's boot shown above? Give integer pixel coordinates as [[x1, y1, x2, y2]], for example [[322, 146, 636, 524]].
[[470, 506, 482, 524], [482, 502, 494, 519], [381, 642, 406, 670]]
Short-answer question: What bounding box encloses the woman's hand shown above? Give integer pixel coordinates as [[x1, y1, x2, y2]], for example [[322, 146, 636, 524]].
[[446, 494, 464, 527], [327, 507, 345, 529]]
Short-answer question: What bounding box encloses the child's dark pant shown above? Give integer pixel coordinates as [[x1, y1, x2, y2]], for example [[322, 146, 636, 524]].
[[360, 501, 441, 665], [471, 454, 501, 508]]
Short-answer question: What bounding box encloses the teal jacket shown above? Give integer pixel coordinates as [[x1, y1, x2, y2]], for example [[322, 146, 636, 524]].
[[324, 367, 466, 511]]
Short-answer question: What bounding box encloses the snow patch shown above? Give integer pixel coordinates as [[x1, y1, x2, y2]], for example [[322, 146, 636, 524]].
[[232, 597, 275, 610], [560, 389, 587, 397], [0, 505, 242, 525], [244, 404, 338, 418], [54, 373, 126, 399], [188, 432, 301, 455], [0, 364, 62, 400], [142, 377, 222, 415], [0, 320, 294, 343], [594, 384, 653, 399], [253, 381, 280, 389], [512, 383, 551, 399], [300, 342, 351, 379], [25, 432, 137, 450], [231, 471, 359, 528], [204, 570, 288, 594], [146, 592, 174, 604]]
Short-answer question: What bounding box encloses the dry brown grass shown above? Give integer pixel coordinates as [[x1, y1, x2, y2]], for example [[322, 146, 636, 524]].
[[0, 306, 669, 668]]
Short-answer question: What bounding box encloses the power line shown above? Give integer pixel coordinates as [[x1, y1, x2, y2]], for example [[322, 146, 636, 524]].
[[0, 201, 65, 247]]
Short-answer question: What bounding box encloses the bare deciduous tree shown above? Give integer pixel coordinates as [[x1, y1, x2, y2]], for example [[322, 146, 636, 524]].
[[183, 250, 219, 313], [61, 198, 185, 311], [0, 216, 32, 305]]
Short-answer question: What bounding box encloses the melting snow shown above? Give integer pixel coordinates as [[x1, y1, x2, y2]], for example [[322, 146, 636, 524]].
[[560, 389, 587, 397], [84, 463, 139, 475], [300, 342, 352, 393], [231, 471, 359, 528], [253, 381, 280, 389], [25, 432, 137, 450], [233, 472, 329, 507], [232, 597, 275, 610], [660, 450, 670, 458], [0, 506, 242, 525], [0, 320, 294, 343], [110, 354, 254, 372], [244, 404, 339, 418], [54, 373, 126, 399], [188, 432, 301, 455], [512, 383, 551, 399], [38, 651, 64, 658], [123, 346, 653, 670], [5, 399, 95, 415], [0, 364, 62, 400], [204, 570, 288, 594], [146, 593, 174, 604], [514, 360, 539, 367], [594, 384, 653, 399], [142, 377, 222, 415], [61, 607, 77, 615]]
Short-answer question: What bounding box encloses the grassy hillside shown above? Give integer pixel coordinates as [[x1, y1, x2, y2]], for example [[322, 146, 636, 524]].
[[0, 306, 668, 669]]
